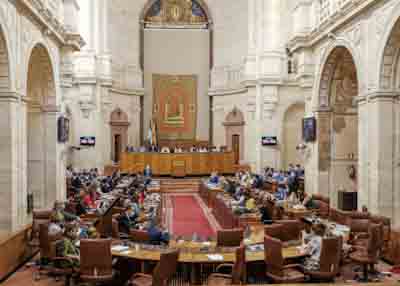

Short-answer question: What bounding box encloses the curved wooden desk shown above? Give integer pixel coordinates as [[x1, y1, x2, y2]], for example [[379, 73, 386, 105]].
[[112, 244, 305, 263]]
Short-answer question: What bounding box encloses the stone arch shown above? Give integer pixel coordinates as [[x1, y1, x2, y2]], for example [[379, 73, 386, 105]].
[[26, 43, 57, 209], [282, 102, 305, 169], [318, 45, 359, 108], [223, 107, 245, 164], [110, 108, 130, 163], [316, 46, 359, 206], [140, 0, 213, 24], [378, 11, 400, 89], [0, 25, 10, 92]]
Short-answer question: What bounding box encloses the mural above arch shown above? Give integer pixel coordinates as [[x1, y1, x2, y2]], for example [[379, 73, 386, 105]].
[[145, 0, 208, 25]]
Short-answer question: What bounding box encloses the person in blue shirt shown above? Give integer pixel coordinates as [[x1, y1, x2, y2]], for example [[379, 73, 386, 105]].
[[146, 221, 170, 245], [209, 171, 219, 184]]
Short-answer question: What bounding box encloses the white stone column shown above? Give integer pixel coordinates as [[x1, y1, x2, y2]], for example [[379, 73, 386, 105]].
[[0, 96, 20, 232], [254, 0, 264, 172], [366, 92, 397, 221], [43, 110, 59, 207], [357, 96, 370, 210]]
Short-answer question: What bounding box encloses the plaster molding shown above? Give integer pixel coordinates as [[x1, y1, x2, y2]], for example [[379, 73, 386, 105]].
[[288, 0, 386, 53], [16, 0, 84, 51], [109, 88, 144, 97]]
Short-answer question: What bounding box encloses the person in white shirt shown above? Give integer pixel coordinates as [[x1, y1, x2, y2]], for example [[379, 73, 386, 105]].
[[303, 223, 326, 271], [161, 146, 170, 153]]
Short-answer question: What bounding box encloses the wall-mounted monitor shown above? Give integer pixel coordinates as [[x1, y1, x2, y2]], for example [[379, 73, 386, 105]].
[[80, 136, 96, 146], [303, 117, 316, 142], [262, 136, 278, 146], [57, 116, 70, 143]]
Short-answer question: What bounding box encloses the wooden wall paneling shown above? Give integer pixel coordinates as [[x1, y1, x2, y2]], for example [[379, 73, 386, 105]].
[[0, 225, 35, 281], [159, 154, 172, 175], [152, 154, 160, 175], [199, 153, 209, 174]]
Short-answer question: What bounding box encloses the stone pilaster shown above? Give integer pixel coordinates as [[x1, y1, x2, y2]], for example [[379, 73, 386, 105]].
[[365, 92, 398, 220], [0, 95, 19, 232]]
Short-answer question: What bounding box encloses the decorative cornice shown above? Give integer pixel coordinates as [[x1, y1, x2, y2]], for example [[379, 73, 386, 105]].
[[208, 87, 248, 97], [109, 88, 144, 97], [288, 0, 385, 53], [16, 0, 85, 51]]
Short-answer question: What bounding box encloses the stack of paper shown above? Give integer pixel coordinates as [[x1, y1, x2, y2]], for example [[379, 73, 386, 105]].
[[111, 245, 129, 252], [207, 254, 224, 261]]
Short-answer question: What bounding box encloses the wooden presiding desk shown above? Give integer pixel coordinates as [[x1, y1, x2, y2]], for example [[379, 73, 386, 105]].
[[120, 152, 235, 176]]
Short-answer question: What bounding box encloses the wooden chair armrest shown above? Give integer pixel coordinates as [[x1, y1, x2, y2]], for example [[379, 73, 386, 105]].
[[131, 273, 153, 279], [208, 273, 233, 280], [283, 264, 304, 272], [350, 245, 366, 252], [65, 255, 80, 261], [215, 263, 234, 273], [354, 233, 369, 240]]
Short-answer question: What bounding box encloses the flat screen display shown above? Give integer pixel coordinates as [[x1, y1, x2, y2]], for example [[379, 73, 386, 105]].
[[262, 136, 278, 146], [80, 136, 96, 146], [303, 117, 316, 142]]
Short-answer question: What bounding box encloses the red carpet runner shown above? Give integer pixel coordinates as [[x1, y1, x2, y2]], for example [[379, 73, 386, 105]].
[[170, 195, 215, 238]]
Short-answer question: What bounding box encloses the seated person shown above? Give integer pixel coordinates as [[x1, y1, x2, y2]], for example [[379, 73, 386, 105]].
[[190, 145, 197, 152], [53, 201, 79, 222], [302, 223, 326, 271], [119, 202, 138, 234], [259, 206, 273, 224], [237, 192, 246, 208], [144, 164, 152, 178], [146, 221, 170, 245], [252, 174, 263, 189], [82, 189, 97, 209], [209, 171, 219, 184], [275, 183, 288, 201], [56, 223, 80, 269], [301, 217, 315, 245], [48, 212, 64, 237], [161, 146, 170, 153], [302, 193, 319, 209], [224, 179, 236, 195], [75, 190, 88, 216], [245, 195, 256, 211]]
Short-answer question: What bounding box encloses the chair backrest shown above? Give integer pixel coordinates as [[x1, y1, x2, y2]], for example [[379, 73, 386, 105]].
[[130, 229, 151, 243], [32, 209, 52, 240], [112, 219, 119, 239], [264, 235, 284, 277], [231, 244, 246, 284], [319, 236, 342, 274], [39, 223, 52, 259], [264, 223, 284, 240], [216, 228, 243, 247], [80, 239, 113, 278], [367, 224, 381, 260], [279, 220, 302, 242], [152, 250, 180, 285], [370, 215, 391, 242], [350, 219, 370, 234]]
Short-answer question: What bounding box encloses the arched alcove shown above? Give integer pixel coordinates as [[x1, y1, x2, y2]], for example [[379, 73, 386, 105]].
[[140, 0, 213, 144], [0, 26, 10, 92], [223, 107, 245, 164], [282, 103, 305, 169], [379, 17, 400, 89], [26, 44, 56, 209], [110, 108, 130, 163], [317, 46, 359, 208]]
